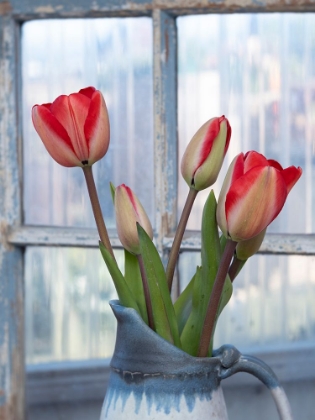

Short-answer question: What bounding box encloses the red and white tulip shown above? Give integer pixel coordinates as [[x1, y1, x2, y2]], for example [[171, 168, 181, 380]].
[[32, 87, 110, 167], [216, 151, 302, 242], [115, 184, 153, 255], [181, 116, 231, 191]]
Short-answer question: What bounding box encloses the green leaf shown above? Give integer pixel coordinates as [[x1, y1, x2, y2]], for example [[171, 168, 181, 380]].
[[124, 249, 148, 324], [201, 190, 221, 285], [99, 242, 140, 315], [174, 274, 195, 335], [137, 224, 181, 348], [180, 266, 204, 355], [109, 182, 116, 203]]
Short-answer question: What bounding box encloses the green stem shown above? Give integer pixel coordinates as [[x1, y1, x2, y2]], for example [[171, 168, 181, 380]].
[[166, 188, 198, 291], [137, 254, 155, 331], [198, 239, 237, 357], [83, 166, 115, 260]]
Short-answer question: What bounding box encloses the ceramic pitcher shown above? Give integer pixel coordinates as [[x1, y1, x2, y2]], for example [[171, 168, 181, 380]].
[[100, 301, 293, 420]]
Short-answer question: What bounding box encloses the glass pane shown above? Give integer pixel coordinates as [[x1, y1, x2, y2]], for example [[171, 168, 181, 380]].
[[22, 18, 154, 228], [179, 252, 315, 352], [178, 13, 315, 233], [25, 247, 120, 364]]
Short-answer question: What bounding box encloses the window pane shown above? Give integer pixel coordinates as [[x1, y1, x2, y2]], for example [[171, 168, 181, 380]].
[[179, 252, 315, 352], [22, 18, 154, 228], [178, 13, 315, 233], [25, 247, 120, 364]]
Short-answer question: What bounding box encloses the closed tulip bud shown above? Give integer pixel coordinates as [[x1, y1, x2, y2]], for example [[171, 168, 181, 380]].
[[32, 87, 110, 167], [217, 151, 302, 242], [235, 228, 266, 260], [115, 184, 153, 254], [181, 115, 231, 191]]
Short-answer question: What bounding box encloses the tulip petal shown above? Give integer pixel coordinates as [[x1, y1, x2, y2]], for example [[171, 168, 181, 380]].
[[226, 166, 288, 241], [193, 117, 231, 190], [230, 153, 245, 184], [282, 166, 303, 193], [223, 117, 232, 154], [115, 186, 140, 254], [68, 93, 91, 161], [84, 91, 110, 164], [244, 151, 269, 172], [268, 159, 283, 171], [216, 153, 244, 236], [32, 105, 80, 167], [115, 184, 153, 254], [197, 117, 220, 168], [180, 119, 214, 187], [50, 94, 90, 163], [79, 86, 96, 99]]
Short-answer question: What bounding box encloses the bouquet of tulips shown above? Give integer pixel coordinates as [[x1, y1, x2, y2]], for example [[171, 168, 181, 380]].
[[32, 87, 302, 358]]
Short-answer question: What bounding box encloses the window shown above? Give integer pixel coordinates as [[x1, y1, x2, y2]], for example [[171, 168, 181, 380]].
[[1, 2, 314, 419], [22, 17, 153, 364], [177, 13, 315, 351]]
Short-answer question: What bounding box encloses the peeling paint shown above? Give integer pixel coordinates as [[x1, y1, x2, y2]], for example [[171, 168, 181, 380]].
[[6, 0, 315, 20], [0, 2, 11, 16], [164, 28, 169, 62], [153, 10, 178, 251], [0, 10, 24, 420], [34, 5, 64, 14]]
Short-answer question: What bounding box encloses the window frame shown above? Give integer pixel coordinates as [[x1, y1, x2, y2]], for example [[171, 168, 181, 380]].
[[1, 0, 315, 418]]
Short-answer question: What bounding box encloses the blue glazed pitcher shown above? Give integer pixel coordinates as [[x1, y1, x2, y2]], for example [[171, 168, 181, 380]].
[[100, 301, 293, 420]]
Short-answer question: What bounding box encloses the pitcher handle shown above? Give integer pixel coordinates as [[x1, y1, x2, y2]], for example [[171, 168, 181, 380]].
[[214, 345, 293, 420]]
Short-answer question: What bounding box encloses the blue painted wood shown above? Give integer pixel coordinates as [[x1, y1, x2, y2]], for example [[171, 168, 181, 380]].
[[7, 0, 315, 20], [0, 13, 24, 420], [11, 0, 152, 18], [152, 10, 178, 253]]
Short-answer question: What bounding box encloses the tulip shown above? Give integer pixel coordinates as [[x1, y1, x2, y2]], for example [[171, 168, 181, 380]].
[[32, 87, 110, 167], [216, 151, 302, 242], [181, 115, 231, 191], [115, 184, 153, 254]]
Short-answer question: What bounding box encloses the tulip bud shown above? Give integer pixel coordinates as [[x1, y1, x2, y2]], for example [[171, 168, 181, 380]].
[[181, 116, 231, 191], [217, 151, 302, 242], [235, 228, 266, 260], [115, 184, 153, 254], [32, 87, 110, 167]]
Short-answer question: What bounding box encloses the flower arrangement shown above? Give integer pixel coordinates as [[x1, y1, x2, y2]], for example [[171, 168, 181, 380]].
[[32, 87, 302, 358]]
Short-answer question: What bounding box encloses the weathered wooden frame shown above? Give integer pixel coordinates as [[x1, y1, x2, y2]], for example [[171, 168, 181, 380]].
[[1, 1, 315, 419]]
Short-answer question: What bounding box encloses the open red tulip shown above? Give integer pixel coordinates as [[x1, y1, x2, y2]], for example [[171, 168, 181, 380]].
[[216, 151, 302, 241], [32, 87, 110, 167]]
